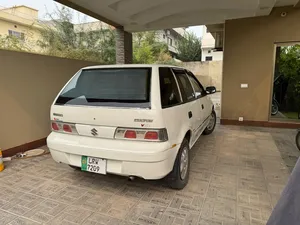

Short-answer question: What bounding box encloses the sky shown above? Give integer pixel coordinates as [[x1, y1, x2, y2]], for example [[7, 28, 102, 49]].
[[1, 0, 203, 37]]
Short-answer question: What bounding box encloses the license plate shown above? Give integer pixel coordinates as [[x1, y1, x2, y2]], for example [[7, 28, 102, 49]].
[[81, 156, 107, 174]]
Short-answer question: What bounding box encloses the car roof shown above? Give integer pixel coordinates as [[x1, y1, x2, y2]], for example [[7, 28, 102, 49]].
[[82, 64, 184, 70]]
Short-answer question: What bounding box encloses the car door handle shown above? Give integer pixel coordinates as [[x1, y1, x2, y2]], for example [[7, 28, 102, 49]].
[[202, 104, 204, 109], [188, 111, 193, 118]]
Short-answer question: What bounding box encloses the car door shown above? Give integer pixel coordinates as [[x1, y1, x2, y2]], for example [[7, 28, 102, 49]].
[[185, 71, 209, 142], [159, 67, 186, 147], [172, 69, 202, 145], [186, 71, 211, 120]]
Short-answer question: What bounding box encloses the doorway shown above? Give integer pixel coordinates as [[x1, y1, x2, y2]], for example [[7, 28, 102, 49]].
[[270, 43, 300, 122]]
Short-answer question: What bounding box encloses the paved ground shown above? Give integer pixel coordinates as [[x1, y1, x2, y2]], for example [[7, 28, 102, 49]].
[[0, 125, 299, 225]]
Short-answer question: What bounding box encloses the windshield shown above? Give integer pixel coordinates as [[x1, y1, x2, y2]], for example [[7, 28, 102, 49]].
[[55, 68, 151, 108]]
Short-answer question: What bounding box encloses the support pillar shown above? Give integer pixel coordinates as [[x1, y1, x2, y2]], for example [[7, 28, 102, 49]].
[[116, 27, 133, 64]]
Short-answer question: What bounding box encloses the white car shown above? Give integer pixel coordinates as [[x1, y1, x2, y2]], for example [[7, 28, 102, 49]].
[[47, 65, 216, 189]]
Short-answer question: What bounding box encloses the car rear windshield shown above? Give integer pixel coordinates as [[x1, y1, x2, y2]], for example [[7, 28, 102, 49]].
[[55, 68, 151, 108]]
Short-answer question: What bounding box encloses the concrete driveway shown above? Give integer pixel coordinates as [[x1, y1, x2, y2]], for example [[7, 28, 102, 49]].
[[0, 125, 299, 225]]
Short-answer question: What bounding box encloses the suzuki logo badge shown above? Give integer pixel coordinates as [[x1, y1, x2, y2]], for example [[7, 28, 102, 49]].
[[91, 128, 98, 136]]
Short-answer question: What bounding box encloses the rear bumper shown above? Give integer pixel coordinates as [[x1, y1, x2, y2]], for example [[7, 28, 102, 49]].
[[47, 132, 180, 179]]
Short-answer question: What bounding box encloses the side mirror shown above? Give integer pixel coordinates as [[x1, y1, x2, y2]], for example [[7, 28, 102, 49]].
[[206, 86, 216, 94]]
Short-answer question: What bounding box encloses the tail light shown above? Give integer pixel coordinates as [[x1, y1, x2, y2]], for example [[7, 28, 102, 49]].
[[124, 130, 137, 139], [51, 121, 78, 134], [115, 128, 168, 142], [145, 131, 159, 140], [51, 122, 60, 131]]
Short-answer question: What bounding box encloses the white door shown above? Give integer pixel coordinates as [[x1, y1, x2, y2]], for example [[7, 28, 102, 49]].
[[186, 71, 212, 120], [172, 69, 202, 145]]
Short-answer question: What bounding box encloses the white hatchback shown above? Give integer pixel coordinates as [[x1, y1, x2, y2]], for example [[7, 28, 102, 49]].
[[47, 65, 216, 189]]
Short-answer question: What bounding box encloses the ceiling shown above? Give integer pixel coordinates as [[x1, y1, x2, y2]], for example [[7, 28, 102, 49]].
[[55, 0, 300, 31]]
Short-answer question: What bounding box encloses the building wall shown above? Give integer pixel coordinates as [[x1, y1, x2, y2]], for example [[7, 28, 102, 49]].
[[202, 48, 223, 61], [201, 29, 215, 49], [156, 30, 179, 54], [182, 61, 223, 91], [0, 19, 40, 42], [1, 6, 38, 20], [0, 50, 96, 150], [201, 26, 223, 61], [222, 6, 300, 122], [0, 6, 42, 51]]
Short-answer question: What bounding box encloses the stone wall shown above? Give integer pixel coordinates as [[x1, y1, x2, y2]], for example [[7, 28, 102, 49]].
[[182, 61, 223, 91]]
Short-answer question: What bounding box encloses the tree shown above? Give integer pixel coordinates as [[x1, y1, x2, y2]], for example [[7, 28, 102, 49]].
[[278, 45, 300, 114], [37, 6, 116, 63], [0, 29, 36, 52], [177, 32, 201, 62], [0, 35, 26, 51], [0, 5, 174, 64], [133, 31, 173, 64]]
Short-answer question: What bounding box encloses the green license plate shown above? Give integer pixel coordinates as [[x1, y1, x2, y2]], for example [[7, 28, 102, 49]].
[[81, 156, 107, 174]]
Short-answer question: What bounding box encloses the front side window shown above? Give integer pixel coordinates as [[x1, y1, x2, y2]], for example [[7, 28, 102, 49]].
[[173, 69, 195, 102], [55, 68, 151, 108], [159, 67, 181, 108], [186, 71, 205, 98]]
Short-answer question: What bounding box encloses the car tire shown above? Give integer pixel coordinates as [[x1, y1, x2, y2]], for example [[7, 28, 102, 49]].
[[203, 110, 216, 135], [166, 138, 190, 190]]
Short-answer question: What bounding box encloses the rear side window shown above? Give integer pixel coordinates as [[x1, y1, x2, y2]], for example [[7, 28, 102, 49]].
[[173, 69, 195, 102], [159, 67, 181, 108], [55, 68, 151, 108]]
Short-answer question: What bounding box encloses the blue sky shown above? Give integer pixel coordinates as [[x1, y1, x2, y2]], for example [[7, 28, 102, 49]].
[[1, 0, 203, 37]]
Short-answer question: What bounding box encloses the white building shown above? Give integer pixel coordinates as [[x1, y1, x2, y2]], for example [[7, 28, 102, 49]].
[[201, 26, 223, 61], [156, 28, 186, 57]]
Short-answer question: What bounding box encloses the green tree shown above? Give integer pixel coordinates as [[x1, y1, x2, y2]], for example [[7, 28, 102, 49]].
[[0, 29, 36, 52], [38, 6, 116, 63], [177, 32, 201, 62], [0, 6, 175, 65], [279, 45, 300, 113], [0, 35, 25, 51], [133, 31, 172, 64]]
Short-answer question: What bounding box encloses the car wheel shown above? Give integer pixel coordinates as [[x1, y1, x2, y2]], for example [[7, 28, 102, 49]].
[[271, 103, 279, 115], [203, 110, 217, 135], [167, 138, 190, 189]]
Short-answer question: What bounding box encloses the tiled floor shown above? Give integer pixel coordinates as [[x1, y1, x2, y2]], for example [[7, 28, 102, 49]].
[[1, 125, 299, 225]]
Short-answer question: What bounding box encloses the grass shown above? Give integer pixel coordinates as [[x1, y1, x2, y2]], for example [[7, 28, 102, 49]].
[[282, 111, 300, 120]]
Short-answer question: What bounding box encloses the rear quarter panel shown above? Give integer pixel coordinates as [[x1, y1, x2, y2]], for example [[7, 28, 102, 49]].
[[162, 104, 192, 147]]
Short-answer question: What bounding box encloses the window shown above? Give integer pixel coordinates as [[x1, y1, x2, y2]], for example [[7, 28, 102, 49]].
[[173, 69, 195, 102], [8, 30, 25, 40], [163, 34, 166, 39], [56, 68, 151, 108], [186, 71, 205, 98], [205, 56, 213, 61], [208, 50, 211, 53], [168, 38, 173, 46], [159, 67, 181, 108]]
